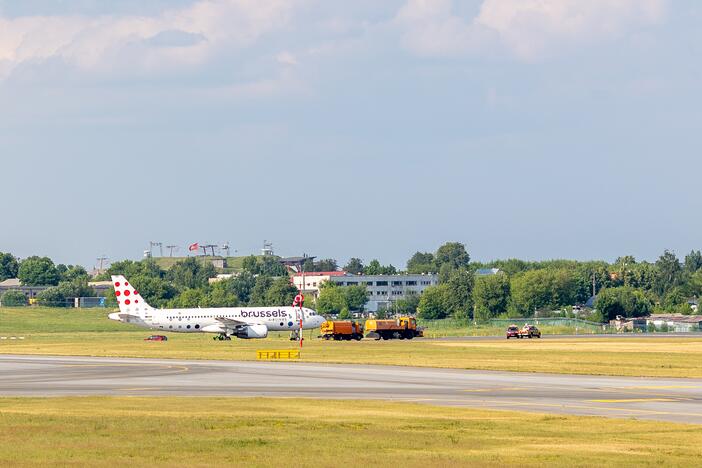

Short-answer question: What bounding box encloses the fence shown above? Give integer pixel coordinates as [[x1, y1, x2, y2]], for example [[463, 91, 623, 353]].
[[488, 317, 607, 332], [0, 297, 107, 308]]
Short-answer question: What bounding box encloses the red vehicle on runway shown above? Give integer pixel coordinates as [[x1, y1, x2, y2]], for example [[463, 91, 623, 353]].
[[506, 325, 519, 339], [144, 335, 168, 341]]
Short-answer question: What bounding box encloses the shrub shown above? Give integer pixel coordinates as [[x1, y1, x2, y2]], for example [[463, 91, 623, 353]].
[[1, 290, 28, 306]]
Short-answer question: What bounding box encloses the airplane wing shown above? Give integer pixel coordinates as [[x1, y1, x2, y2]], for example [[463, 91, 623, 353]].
[[214, 316, 249, 328]]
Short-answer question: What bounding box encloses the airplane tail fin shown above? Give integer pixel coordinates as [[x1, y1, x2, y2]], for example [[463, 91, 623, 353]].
[[111, 275, 152, 316]]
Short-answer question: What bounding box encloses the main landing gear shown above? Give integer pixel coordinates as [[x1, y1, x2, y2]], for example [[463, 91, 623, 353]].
[[213, 334, 231, 341]]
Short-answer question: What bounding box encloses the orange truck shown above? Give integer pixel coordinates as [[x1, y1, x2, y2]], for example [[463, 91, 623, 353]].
[[364, 316, 423, 340], [319, 320, 364, 341]]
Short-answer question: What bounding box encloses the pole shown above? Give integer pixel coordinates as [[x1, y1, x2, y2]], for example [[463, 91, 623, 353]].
[[300, 262, 305, 349]]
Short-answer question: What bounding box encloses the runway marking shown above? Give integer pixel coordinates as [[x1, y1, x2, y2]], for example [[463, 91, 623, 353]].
[[588, 398, 679, 403], [60, 364, 189, 373], [462, 387, 529, 393], [118, 387, 161, 391]]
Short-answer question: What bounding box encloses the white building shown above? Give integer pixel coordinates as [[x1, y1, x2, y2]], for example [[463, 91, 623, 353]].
[[329, 273, 439, 312], [291, 271, 347, 298]]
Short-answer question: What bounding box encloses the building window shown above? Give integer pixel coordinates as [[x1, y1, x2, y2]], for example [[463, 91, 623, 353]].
[[392, 281, 402, 286], [405, 281, 417, 286], [376, 281, 388, 286]]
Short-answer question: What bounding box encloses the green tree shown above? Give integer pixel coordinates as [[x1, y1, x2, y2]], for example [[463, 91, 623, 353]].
[[220, 272, 256, 304], [343, 258, 364, 275], [60, 265, 89, 282], [1, 290, 27, 306], [36, 287, 67, 307], [127, 276, 178, 308], [445, 269, 474, 319], [168, 258, 216, 290], [265, 277, 298, 306], [107, 259, 164, 280], [203, 282, 240, 307], [0, 253, 19, 281], [510, 269, 581, 315], [417, 284, 450, 319], [56, 279, 94, 299], [406, 252, 436, 274], [435, 242, 470, 270], [395, 294, 420, 315], [18, 256, 60, 286], [628, 262, 657, 292], [595, 286, 653, 321], [170, 288, 205, 308], [242, 256, 259, 274], [259, 256, 287, 276], [654, 250, 682, 295], [317, 284, 347, 315], [344, 285, 368, 311], [363, 259, 396, 275], [248, 276, 273, 306], [473, 273, 510, 321], [685, 250, 702, 273], [314, 259, 338, 272], [338, 308, 351, 319]]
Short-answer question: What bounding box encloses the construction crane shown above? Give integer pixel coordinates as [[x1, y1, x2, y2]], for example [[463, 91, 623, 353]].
[[166, 245, 179, 257]]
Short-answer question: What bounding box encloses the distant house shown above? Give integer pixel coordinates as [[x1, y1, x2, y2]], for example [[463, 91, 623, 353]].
[[610, 316, 647, 332], [0, 278, 51, 300], [647, 314, 702, 332]]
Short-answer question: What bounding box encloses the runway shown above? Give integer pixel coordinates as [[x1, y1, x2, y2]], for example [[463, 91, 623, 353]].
[[1, 354, 701, 424]]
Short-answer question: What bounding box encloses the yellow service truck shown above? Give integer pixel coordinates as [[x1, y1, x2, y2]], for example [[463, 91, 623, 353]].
[[364, 316, 423, 340], [319, 320, 364, 341]]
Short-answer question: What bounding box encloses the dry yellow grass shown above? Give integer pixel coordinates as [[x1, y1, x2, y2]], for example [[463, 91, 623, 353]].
[[0, 397, 700, 467]]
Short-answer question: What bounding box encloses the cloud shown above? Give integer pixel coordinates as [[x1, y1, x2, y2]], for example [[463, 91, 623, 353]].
[[0, 0, 300, 79], [144, 30, 207, 48], [276, 51, 298, 66], [395, 0, 668, 60]]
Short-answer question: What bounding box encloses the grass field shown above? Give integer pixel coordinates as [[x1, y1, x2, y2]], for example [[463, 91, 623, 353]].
[[0, 397, 700, 467], [2, 308, 702, 378]]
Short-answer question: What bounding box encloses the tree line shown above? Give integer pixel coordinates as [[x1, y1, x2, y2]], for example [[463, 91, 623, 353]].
[[2, 246, 702, 322]]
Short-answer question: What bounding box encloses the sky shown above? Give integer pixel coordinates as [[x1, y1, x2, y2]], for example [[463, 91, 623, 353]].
[[1, 0, 701, 270]]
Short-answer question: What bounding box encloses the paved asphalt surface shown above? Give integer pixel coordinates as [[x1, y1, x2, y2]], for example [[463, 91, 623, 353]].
[[1, 354, 701, 424]]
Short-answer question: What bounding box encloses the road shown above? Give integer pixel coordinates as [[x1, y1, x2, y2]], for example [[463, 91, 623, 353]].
[[1, 354, 701, 424]]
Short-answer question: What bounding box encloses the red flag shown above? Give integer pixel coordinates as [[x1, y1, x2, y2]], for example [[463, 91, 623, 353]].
[[188, 243, 199, 252], [292, 293, 304, 308]]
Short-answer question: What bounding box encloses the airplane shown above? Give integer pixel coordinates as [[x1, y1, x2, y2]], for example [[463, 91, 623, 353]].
[[107, 275, 325, 340]]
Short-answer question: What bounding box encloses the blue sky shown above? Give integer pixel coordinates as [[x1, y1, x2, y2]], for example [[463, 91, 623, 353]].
[[1, 0, 700, 269]]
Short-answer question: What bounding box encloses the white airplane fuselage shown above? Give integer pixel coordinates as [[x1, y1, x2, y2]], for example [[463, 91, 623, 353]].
[[109, 306, 323, 334], [107, 275, 324, 339]]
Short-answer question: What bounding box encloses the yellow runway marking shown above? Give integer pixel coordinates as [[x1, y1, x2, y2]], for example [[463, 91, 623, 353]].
[[588, 398, 678, 403]]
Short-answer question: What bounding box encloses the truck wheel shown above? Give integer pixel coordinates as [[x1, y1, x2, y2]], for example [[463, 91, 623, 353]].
[[406, 334, 413, 340], [355, 335, 362, 341], [382, 335, 389, 340], [528, 334, 533, 339]]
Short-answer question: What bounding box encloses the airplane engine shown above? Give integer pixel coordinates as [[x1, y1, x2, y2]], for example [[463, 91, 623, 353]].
[[235, 324, 268, 339]]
